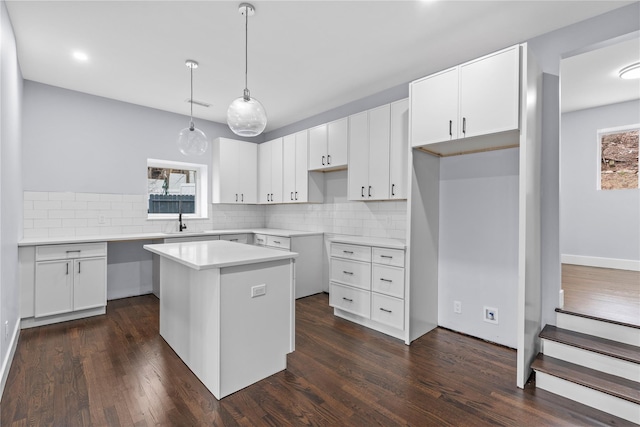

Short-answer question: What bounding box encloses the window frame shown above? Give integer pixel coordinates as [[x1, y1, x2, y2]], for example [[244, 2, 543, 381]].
[[597, 123, 640, 191], [147, 158, 209, 220]]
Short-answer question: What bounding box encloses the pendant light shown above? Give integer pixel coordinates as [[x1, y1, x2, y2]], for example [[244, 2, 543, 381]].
[[227, 3, 267, 137], [177, 60, 208, 156]]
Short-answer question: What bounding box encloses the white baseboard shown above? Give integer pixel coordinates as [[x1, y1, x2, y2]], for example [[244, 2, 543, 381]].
[[0, 321, 20, 401], [561, 254, 640, 271]]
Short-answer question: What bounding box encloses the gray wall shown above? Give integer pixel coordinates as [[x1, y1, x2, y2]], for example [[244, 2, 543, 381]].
[[22, 81, 259, 194], [561, 100, 640, 261], [1, 0, 23, 397]]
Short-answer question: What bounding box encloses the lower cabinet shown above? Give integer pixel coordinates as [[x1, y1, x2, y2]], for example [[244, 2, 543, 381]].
[[329, 240, 406, 340], [22, 242, 107, 327]]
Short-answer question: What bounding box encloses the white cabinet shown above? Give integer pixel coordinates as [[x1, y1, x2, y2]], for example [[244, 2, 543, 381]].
[[389, 98, 409, 199], [410, 45, 520, 154], [253, 232, 323, 298], [282, 131, 323, 203], [308, 118, 348, 171], [33, 242, 107, 321], [258, 138, 283, 204], [212, 137, 258, 204], [220, 234, 250, 244], [329, 240, 406, 340], [348, 99, 409, 201]]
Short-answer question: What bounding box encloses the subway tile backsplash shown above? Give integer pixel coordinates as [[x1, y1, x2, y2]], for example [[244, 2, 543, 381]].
[[23, 191, 407, 240]]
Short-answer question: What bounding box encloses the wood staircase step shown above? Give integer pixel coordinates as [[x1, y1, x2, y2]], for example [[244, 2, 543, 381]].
[[532, 354, 640, 405], [555, 308, 640, 330], [540, 324, 640, 365]]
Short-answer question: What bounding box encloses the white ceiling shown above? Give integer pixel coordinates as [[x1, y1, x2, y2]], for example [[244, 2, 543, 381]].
[[561, 36, 640, 113], [6, 1, 635, 132]]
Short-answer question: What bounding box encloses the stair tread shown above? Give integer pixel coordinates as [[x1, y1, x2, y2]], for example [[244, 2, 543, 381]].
[[555, 308, 640, 330], [540, 324, 640, 364], [532, 354, 640, 405]]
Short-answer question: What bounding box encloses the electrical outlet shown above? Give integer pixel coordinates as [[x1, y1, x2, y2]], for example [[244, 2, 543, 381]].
[[98, 214, 106, 225], [483, 306, 499, 324], [453, 300, 462, 314]]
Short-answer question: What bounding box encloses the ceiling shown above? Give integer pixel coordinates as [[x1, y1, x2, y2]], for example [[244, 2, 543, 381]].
[[561, 36, 640, 113], [6, 1, 635, 133]]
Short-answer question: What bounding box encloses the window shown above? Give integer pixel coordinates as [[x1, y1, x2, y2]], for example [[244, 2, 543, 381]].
[[598, 125, 639, 190], [147, 159, 208, 219]]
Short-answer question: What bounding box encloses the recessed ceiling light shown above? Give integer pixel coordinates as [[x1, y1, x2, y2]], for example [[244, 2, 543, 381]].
[[619, 61, 640, 79], [72, 51, 89, 62]]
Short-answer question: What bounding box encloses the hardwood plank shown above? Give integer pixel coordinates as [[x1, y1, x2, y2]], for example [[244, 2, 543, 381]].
[[540, 324, 640, 364], [1, 293, 636, 426], [562, 264, 640, 326], [532, 354, 640, 404]]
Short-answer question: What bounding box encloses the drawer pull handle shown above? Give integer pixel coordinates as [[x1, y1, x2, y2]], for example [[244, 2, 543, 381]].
[[66, 250, 81, 254], [379, 308, 392, 313], [379, 278, 393, 283], [273, 241, 281, 244], [230, 239, 238, 242], [342, 271, 354, 275], [66, 263, 69, 275], [342, 297, 353, 302], [380, 255, 393, 259], [78, 262, 81, 274], [343, 250, 353, 254]]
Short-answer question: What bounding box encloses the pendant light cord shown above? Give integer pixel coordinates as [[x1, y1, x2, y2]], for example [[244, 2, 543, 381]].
[[189, 63, 195, 130], [243, 5, 250, 101]]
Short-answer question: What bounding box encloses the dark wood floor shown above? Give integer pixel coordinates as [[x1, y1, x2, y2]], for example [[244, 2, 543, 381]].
[[1, 293, 633, 426], [562, 264, 640, 326]]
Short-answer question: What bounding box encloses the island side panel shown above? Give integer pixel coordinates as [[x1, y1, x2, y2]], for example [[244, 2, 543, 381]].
[[219, 259, 294, 398], [159, 257, 222, 398]]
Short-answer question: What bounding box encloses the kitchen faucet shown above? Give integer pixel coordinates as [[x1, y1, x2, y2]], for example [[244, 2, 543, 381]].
[[179, 201, 187, 232]]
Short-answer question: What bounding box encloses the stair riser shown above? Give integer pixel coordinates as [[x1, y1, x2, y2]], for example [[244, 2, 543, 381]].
[[536, 372, 640, 424], [556, 312, 639, 347], [542, 340, 640, 382]]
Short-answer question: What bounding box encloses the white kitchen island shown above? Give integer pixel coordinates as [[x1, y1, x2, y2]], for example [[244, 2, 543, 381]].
[[143, 240, 298, 399]]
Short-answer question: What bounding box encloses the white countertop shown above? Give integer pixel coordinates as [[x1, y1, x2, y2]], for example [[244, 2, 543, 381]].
[[18, 228, 323, 246], [143, 240, 298, 270], [329, 235, 406, 250]]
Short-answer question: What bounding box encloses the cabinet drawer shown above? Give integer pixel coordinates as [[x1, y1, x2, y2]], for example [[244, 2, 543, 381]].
[[371, 293, 404, 330], [220, 234, 249, 244], [330, 243, 371, 262], [36, 242, 107, 261], [372, 247, 405, 267], [164, 235, 220, 243], [330, 258, 371, 290], [267, 235, 291, 250], [329, 282, 370, 318], [371, 264, 405, 298], [254, 234, 267, 246]]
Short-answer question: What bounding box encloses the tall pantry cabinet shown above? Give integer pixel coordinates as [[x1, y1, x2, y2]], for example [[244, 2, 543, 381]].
[[405, 44, 542, 389]]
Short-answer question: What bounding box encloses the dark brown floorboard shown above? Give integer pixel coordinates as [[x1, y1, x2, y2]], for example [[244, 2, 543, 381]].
[[1, 293, 634, 426]]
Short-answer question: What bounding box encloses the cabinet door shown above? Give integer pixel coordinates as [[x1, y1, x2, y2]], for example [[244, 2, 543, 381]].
[[237, 141, 257, 203], [348, 111, 369, 200], [35, 260, 73, 317], [270, 138, 283, 203], [308, 124, 327, 170], [389, 98, 409, 199], [73, 257, 106, 311], [327, 118, 348, 168], [212, 138, 240, 203], [410, 67, 459, 146], [459, 46, 520, 138], [294, 130, 309, 202], [258, 141, 272, 204], [282, 134, 297, 203], [368, 104, 390, 200]]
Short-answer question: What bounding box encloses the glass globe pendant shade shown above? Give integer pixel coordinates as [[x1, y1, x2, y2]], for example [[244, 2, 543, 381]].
[[177, 122, 208, 156], [227, 94, 267, 137]]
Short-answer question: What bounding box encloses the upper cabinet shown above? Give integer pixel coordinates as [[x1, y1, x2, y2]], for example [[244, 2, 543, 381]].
[[212, 138, 258, 204], [348, 99, 409, 201], [282, 131, 323, 204], [308, 118, 348, 171], [410, 45, 520, 156], [258, 138, 283, 204]]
